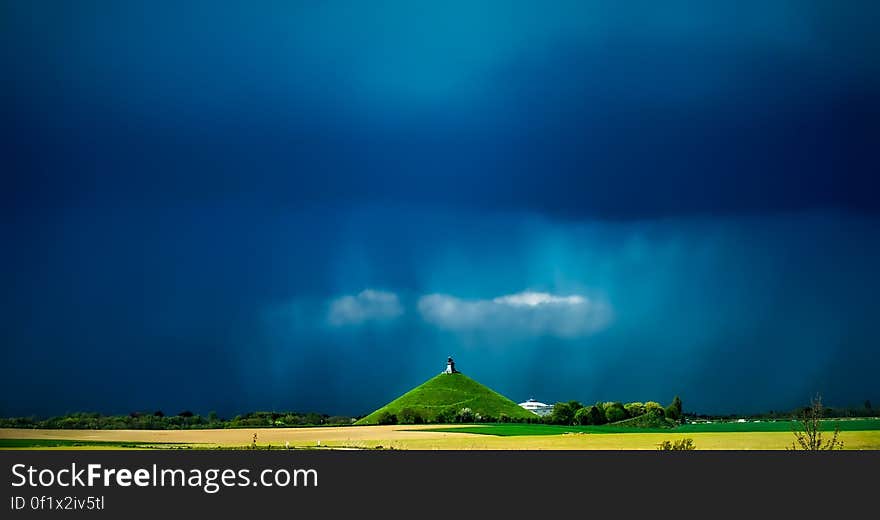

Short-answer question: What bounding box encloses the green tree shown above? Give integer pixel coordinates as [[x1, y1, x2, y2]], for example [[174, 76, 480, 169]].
[[644, 401, 664, 417], [603, 402, 626, 423], [550, 402, 576, 425], [624, 402, 646, 418], [573, 407, 593, 425], [587, 405, 606, 425], [456, 408, 475, 423], [434, 409, 453, 424], [671, 395, 683, 421]]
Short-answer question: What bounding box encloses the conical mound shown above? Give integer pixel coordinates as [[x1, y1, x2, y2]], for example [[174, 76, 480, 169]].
[[355, 372, 536, 425]]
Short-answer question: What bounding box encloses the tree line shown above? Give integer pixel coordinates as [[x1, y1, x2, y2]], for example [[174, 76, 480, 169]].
[[0, 411, 356, 430], [688, 399, 876, 421], [2, 398, 872, 429], [373, 397, 683, 426], [546, 396, 683, 426], [375, 395, 874, 426]]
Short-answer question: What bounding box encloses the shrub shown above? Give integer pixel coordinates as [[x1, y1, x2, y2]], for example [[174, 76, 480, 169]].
[[398, 408, 423, 425], [434, 409, 453, 424], [376, 411, 397, 425], [788, 394, 844, 451], [659, 438, 696, 450]]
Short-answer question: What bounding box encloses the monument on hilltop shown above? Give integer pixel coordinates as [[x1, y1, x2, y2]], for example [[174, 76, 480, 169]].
[[355, 355, 538, 424]]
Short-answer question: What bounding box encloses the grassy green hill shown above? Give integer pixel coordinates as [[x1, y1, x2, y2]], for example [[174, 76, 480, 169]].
[[355, 372, 536, 425]]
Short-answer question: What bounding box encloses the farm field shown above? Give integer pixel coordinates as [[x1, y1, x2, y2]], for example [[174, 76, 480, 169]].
[[2, 420, 879, 450], [0, 425, 474, 450]]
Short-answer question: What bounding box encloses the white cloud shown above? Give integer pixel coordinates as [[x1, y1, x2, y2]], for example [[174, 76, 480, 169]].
[[327, 289, 404, 326], [493, 292, 586, 307], [418, 290, 611, 338]]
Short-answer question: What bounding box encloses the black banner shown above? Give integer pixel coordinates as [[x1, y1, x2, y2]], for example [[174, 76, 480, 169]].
[[2, 451, 877, 516]]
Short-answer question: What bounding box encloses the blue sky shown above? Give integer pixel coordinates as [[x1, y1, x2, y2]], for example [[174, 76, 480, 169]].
[[2, 1, 878, 416]]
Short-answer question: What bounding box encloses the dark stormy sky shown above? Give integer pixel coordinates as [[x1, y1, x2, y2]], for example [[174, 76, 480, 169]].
[[2, 1, 878, 417]]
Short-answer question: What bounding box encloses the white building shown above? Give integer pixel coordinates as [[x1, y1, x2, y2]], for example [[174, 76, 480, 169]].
[[518, 398, 553, 417]]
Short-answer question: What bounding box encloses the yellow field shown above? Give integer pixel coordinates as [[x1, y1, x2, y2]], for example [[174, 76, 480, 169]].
[[2, 426, 879, 450]]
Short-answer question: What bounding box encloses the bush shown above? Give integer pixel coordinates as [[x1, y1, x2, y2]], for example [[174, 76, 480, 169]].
[[398, 408, 424, 425], [788, 394, 844, 450], [659, 438, 696, 450], [377, 411, 398, 425], [434, 409, 453, 424]]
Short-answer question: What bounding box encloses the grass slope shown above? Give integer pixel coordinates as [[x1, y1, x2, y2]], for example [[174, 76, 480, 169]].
[[355, 373, 535, 425]]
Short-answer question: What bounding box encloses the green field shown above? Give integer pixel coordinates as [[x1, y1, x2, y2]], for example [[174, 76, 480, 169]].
[[355, 372, 535, 424], [422, 418, 880, 436]]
